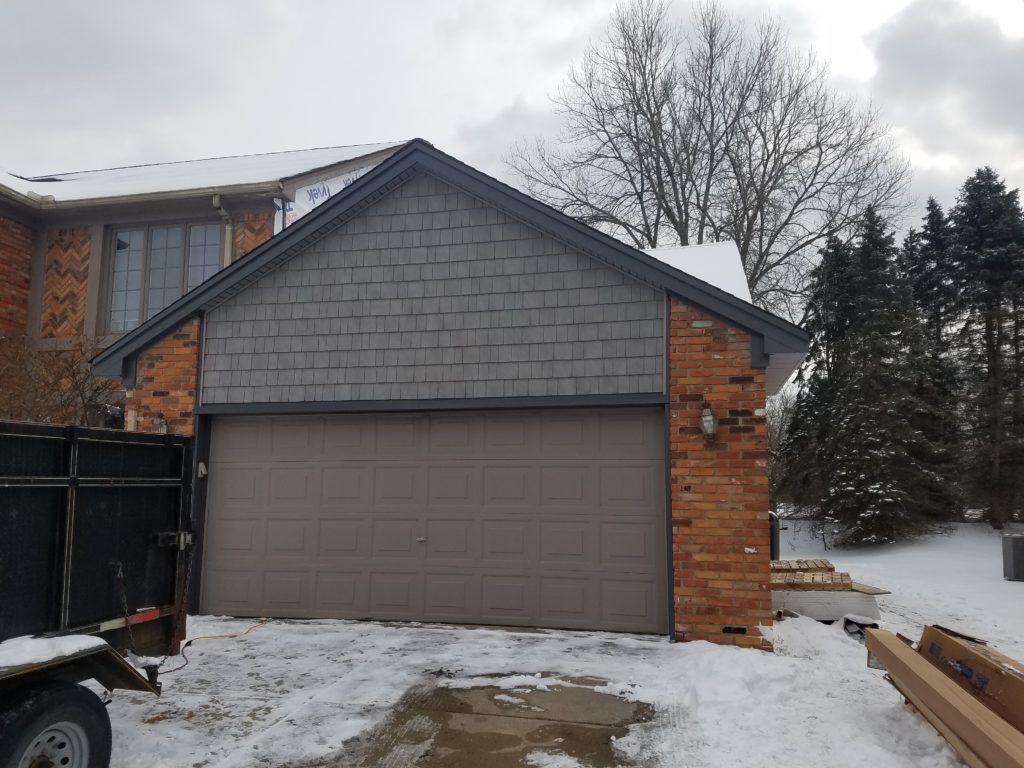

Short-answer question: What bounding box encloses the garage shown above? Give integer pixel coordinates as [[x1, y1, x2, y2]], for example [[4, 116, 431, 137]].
[[200, 407, 667, 633]]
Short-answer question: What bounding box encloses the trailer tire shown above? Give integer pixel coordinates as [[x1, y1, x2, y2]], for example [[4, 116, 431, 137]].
[[0, 681, 111, 768]]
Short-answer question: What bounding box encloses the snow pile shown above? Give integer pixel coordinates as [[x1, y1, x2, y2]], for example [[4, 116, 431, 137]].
[[0, 634, 106, 669]]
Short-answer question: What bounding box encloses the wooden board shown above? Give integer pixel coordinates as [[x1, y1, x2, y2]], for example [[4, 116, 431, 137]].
[[771, 570, 852, 591], [851, 581, 891, 596], [771, 559, 835, 573], [865, 629, 1024, 768], [772, 590, 881, 622]]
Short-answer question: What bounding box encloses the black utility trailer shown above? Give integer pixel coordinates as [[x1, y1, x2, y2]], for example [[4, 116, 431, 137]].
[[0, 421, 192, 768]]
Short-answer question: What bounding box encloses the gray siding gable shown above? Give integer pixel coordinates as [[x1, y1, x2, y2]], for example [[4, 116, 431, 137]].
[[201, 172, 665, 405]]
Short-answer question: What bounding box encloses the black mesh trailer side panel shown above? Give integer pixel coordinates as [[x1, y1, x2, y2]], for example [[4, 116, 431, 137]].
[[0, 421, 191, 648]]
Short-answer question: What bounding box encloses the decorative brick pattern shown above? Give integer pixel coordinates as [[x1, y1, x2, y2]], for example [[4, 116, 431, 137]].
[[125, 318, 200, 436], [41, 227, 91, 338], [668, 296, 773, 649], [231, 211, 274, 262], [0, 216, 32, 337]]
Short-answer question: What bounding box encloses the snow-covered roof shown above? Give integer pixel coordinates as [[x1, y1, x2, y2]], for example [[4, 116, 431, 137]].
[[0, 141, 407, 205], [645, 241, 752, 303]]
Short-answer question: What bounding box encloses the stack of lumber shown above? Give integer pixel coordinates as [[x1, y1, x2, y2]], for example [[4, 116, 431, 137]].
[[866, 628, 1024, 768], [770, 559, 886, 621]]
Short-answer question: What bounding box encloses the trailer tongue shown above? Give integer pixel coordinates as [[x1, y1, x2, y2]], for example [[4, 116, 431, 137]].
[[0, 420, 192, 768]]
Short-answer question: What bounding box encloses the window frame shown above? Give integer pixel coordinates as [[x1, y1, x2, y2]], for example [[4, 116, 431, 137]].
[[101, 219, 223, 334]]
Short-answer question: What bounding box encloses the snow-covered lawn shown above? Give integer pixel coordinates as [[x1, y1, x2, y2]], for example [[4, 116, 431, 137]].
[[105, 522, 1022, 768], [781, 521, 1024, 658]]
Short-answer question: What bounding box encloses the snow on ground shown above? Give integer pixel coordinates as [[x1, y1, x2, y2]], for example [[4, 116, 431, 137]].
[[781, 520, 1024, 658], [100, 523, 1023, 767]]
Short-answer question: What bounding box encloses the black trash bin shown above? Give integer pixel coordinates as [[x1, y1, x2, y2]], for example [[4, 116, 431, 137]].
[[1004, 533, 1024, 581], [769, 511, 780, 561]]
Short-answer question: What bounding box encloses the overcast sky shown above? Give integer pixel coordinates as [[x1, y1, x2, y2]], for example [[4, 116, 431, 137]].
[[1, 0, 1021, 219]]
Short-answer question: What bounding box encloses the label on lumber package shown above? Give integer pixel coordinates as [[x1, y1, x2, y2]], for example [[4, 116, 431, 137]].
[[918, 625, 1024, 734]]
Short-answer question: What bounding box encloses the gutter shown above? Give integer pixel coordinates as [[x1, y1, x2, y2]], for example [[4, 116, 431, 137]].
[[212, 194, 233, 267], [13, 180, 287, 211]]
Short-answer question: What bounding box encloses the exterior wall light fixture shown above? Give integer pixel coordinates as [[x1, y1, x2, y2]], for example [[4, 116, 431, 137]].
[[699, 402, 718, 442]]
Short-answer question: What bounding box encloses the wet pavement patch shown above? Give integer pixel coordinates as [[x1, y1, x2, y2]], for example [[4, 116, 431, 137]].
[[335, 674, 654, 767]]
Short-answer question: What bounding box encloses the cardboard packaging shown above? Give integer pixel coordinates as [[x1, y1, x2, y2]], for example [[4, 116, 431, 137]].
[[918, 625, 1024, 734]]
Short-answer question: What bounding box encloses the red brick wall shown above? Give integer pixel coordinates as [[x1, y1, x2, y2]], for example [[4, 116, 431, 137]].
[[41, 226, 91, 338], [231, 211, 274, 262], [0, 216, 32, 337], [668, 296, 773, 649], [125, 317, 200, 436]]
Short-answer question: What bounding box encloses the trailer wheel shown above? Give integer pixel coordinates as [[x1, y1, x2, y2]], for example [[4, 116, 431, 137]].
[[0, 682, 111, 768]]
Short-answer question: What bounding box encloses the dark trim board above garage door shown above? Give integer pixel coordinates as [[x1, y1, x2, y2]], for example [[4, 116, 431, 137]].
[[200, 407, 668, 634]]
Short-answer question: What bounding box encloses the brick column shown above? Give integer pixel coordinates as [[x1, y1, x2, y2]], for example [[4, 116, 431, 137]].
[[125, 318, 201, 436], [231, 211, 275, 262], [0, 216, 32, 337], [668, 296, 773, 649]]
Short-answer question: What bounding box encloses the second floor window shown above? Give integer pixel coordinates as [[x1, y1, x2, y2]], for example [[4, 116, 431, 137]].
[[108, 222, 222, 332]]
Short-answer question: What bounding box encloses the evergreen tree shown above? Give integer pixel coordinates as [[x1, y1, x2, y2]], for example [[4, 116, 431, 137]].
[[898, 200, 963, 519], [784, 209, 944, 543], [950, 168, 1024, 528]]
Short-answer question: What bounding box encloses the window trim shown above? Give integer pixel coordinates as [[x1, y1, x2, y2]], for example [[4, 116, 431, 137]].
[[101, 219, 223, 334]]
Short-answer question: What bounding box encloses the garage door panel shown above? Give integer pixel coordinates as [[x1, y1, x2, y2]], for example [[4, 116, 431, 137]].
[[324, 417, 374, 458], [600, 521, 659, 566], [428, 416, 481, 456], [599, 412, 663, 459], [210, 465, 266, 507], [318, 518, 369, 558], [601, 579, 657, 626], [373, 465, 423, 505], [370, 573, 422, 616], [425, 518, 478, 560], [263, 570, 310, 612], [539, 576, 595, 623], [482, 414, 538, 456], [371, 518, 422, 557], [482, 465, 538, 506], [539, 521, 594, 563], [423, 573, 480, 619], [599, 465, 657, 508], [540, 465, 594, 506], [315, 572, 367, 616], [428, 465, 480, 505], [203, 569, 262, 615], [265, 518, 314, 557], [480, 574, 537, 620], [204, 408, 666, 633], [322, 466, 370, 505], [206, 517, 264, 557], [268, 466, 318, 506], [270, 419, 322, 461], [481, 520, 536, 562], [212, 420, 268, 462]]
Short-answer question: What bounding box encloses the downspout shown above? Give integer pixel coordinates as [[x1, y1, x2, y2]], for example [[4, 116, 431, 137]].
[[212, 194, 233, 267]]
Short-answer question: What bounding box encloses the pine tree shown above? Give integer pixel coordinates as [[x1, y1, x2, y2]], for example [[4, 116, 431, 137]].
[[950, 168, 1024, 528], [898, 200, 963, 520], [784, 209, 944, 543]]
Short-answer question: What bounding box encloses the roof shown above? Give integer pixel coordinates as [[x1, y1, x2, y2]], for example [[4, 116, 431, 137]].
[[645, 242, 752, 303], [93, 139, 808, 392], [0, 142, 406, 207]]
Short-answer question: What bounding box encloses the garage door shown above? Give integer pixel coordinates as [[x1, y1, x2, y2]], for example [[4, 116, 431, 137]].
[[201, 408, 667, 633]]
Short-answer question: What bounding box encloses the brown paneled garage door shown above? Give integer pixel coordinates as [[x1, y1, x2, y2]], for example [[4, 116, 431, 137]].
[[200, 408, 667, 633]]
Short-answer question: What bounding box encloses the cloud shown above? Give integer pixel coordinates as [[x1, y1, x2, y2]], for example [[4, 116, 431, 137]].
[[866, 0, 1024, 207]]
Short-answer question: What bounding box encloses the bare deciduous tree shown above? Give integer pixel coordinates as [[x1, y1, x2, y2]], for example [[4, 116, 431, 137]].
[[509, 0, 910, 318], [0, 335, 123, 427]]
